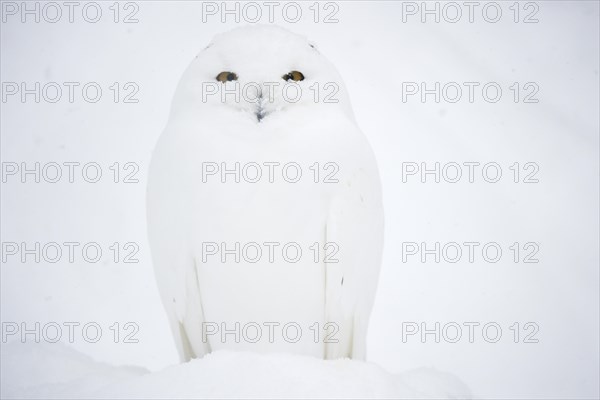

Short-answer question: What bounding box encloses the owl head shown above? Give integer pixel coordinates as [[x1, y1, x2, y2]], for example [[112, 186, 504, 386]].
[[169, 25, 355, 127]]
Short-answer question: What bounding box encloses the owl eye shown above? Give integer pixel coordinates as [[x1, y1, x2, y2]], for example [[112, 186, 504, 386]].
[[216, 71, 238, 82], [282, 71, 305, 82]]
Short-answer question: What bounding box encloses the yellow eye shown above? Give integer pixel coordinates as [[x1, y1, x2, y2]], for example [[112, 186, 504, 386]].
[[282, 71, 305, 81], [216, 71, 238, 82]]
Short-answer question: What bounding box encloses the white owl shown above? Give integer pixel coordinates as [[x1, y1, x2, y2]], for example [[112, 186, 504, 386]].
[[147, 25, 384, 362]]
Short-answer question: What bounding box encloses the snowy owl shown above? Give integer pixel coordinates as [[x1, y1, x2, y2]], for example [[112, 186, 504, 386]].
[[147, 25, 383, 362]]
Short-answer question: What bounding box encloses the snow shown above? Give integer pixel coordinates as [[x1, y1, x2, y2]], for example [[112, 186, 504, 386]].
[[2, 341, 470, 399], [1, 341, 147, 399], [1, 1, 599, 399]]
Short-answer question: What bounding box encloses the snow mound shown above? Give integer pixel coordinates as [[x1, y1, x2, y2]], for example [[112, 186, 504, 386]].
[[1, 342, 147, 399], [1, 342, 470, 399]]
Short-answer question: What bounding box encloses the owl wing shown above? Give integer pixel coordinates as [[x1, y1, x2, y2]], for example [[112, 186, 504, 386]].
[[147, 138, 211, 362], [324, 149, 384, 360], [147, 232, 210, 362]]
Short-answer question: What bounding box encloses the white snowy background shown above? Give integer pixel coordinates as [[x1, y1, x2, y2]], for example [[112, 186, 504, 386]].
[[1, 1, 599, 398]]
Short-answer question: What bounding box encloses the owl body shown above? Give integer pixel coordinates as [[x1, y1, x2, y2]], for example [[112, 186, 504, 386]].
[[147, 26, 383, 361]]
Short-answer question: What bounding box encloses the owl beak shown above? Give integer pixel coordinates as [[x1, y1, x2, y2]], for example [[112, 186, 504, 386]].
[[256, 108, 266, 122], [255, 92, 267, 122]]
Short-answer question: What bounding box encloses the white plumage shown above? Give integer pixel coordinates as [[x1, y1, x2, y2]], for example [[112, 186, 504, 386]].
[[147, 25, 383, 361]]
